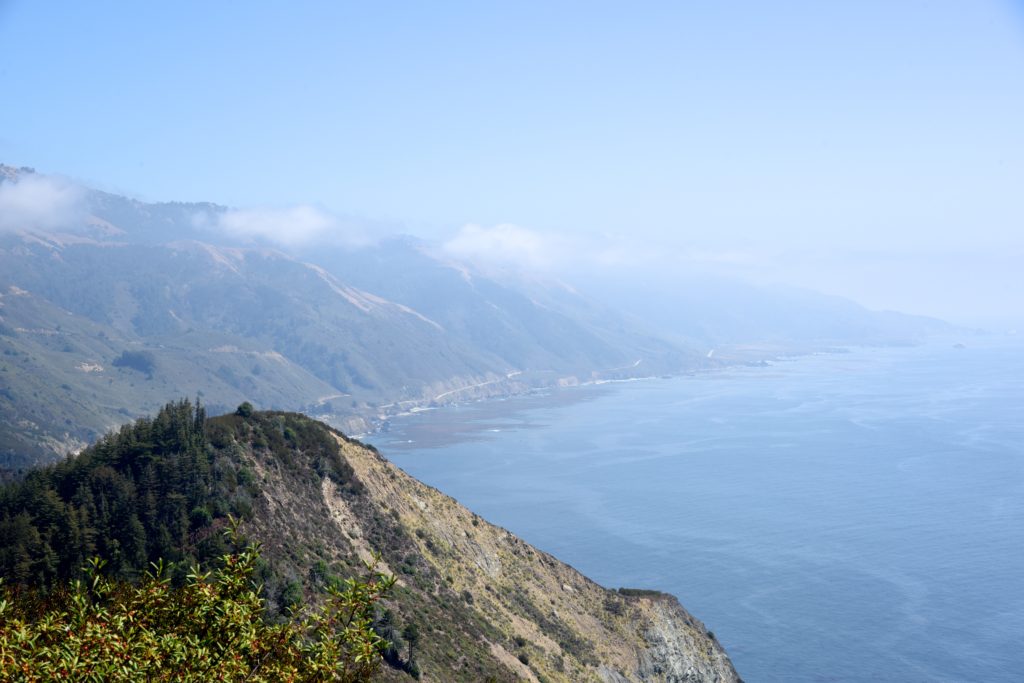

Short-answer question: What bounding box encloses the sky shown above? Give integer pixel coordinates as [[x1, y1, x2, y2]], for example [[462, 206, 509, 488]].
[[1, 1, 1022, 326]]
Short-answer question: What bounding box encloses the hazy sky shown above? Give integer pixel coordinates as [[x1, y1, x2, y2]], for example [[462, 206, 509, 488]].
[[1, 2, 1022, 325]]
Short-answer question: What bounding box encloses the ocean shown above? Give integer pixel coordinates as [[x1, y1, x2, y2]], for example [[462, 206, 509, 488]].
[[373, 338, 1024, 682]]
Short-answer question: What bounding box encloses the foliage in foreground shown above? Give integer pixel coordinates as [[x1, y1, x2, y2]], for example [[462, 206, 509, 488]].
[[0, 526, 395, 682]]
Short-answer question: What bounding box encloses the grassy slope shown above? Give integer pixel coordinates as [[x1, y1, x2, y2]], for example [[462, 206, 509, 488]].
[[0, 285, 337, 470]]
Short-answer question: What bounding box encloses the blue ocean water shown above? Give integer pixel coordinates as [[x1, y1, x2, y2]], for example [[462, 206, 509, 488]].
[[374, 339, 1024, 682]]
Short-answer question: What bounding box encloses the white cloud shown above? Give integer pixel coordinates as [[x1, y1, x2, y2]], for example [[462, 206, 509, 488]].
[[442, 223, 565, 271], [209, 205, 371, 247], [442, 222, 765, 278], [0, 174, 86, 233]]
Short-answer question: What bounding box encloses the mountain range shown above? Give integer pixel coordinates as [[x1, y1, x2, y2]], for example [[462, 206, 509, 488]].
[[0, 164, 949, 469]]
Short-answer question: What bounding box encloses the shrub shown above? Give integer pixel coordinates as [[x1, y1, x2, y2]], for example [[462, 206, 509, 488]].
[[0, 526, 395, 683], [112, 350, 156, 376], [617, 587, 668, 598], [189, 505, 213, 530]]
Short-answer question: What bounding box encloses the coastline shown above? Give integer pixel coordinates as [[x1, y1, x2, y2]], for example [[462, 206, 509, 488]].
[[340, 332, 987, 447], [335, 341, 864, 443]]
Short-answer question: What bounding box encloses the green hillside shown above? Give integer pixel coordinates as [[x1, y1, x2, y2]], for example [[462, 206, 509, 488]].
[[0, 400, 740, 682]]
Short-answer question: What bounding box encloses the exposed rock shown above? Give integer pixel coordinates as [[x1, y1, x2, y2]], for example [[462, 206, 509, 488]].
[[636, 598, 739, 682], [325, 432, 741, 682]]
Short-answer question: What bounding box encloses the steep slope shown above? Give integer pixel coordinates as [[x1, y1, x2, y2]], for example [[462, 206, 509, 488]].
[[329, 434, 740, 682], [0, 235, 497, 398], [0, 281, 341, 470], [300, 237, 698, 382], [0, 403, 741, 682]]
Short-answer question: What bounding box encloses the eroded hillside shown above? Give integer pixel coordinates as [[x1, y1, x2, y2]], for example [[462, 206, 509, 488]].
[[234, 411, 740, 682], [335, 436, 739, 682]]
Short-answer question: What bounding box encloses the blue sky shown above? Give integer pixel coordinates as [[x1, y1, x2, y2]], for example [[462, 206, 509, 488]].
[[1, 1, 1022, 325]]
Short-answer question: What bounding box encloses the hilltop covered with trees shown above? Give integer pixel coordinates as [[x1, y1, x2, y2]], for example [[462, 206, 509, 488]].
[[0, 399, 739, 681]]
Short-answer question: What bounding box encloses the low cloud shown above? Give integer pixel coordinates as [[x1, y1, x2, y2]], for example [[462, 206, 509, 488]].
[[442, 222, 764, 277], [442, 223, 568, 271], [202, 205, 374, 248], [0, 174, 86, 233]]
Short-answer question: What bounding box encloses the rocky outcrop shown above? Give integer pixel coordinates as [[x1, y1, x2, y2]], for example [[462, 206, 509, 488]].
[[331, 433, 741, 682], [212, 408, 740, 681], [635, 597, 739, 682]]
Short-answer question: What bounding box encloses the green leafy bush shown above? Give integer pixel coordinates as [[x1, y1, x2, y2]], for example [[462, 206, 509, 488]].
[[0, 527, 395, 682]]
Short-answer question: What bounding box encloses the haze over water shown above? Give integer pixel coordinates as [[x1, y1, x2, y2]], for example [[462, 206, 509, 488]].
[[376, 339, 1024, 681]]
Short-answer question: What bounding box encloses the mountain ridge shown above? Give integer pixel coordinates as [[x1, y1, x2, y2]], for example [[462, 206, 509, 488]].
[[0, 400, 741, 681], [0, 166, 704, 468], [0, 164, 950, 470]]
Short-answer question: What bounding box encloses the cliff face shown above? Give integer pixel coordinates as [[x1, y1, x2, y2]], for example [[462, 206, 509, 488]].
[[635, 598, 738, 682], [340, 438, 739, 682], [239, 412, 740, 682]]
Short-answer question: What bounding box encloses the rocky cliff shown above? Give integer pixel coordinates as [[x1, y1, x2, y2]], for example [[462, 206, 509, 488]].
[[236, 409, 740, 681]]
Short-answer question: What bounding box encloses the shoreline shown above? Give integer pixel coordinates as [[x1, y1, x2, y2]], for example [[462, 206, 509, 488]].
[[337, 343, 857, 442], [339, 333, 986, 445]]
